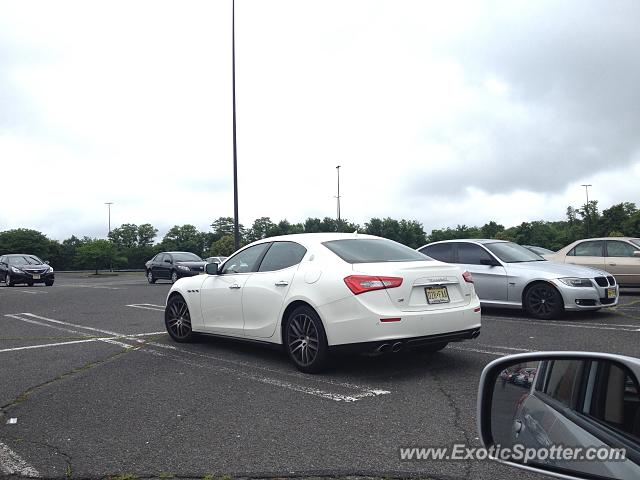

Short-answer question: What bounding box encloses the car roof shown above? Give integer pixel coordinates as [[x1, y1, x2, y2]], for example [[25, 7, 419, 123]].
[[425, 239, 509, 245], [572, 237, 640, 241], [250, 232, 379, 246], [3, 253, 40, 257]]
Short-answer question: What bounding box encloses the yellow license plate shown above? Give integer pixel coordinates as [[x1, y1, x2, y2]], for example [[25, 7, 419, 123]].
[[425, 286, 450, 304], [607, 287, 616, 298], [32, 274, 41, 280]]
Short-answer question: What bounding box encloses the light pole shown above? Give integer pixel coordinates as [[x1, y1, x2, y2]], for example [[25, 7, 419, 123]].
[[581, 184, 592, 237], [105, 202, 113, 236], [231, 0, 240, 251], [336, 165, 341, 223]]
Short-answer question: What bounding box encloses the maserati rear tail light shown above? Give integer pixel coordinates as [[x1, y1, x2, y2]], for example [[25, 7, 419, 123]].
[[462, 271, 473, 283], [344, 275, 403, 295]]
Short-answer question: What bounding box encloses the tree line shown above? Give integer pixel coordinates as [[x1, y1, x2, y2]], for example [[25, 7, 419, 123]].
[[0, 200, 638, 272]]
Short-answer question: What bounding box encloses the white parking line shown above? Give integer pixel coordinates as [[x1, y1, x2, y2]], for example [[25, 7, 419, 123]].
[[483, 316, 640, 332], [0, 441, 40, 477], [126, 304, 165, 312]]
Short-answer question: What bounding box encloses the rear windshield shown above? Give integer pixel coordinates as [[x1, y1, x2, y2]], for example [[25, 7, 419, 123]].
[[323, 239, 430, 263]]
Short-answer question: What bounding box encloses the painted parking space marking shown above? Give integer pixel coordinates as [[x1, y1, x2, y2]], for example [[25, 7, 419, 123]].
[[127, 303, 165, 312], [0, 441, 40, 477], [2, 313, 389, 403], [483, 315, 640, 332]]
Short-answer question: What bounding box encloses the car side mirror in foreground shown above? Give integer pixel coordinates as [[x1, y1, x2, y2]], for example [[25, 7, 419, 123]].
[[205, 262, 219, 275], [477, 352, 640, 480]]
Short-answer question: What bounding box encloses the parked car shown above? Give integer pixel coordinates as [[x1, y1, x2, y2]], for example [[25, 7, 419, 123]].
[[145, 251, 206, 284], [164, 233, 481, 372], [205, 256, 227, 265], [544, 237, 640, 287], [417, 239, 618, 319], [0, 254, 55, 287], [522, 245, 555, 256]]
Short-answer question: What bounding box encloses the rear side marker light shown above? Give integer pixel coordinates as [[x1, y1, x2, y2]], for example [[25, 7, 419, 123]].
[[380, 318, 401, 323], [344, 275, 403, 295], [462, 271, 473, 283], [474, 307, 481, 313]]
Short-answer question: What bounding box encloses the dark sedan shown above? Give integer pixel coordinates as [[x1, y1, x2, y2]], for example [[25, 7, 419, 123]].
[[145, 251, 206, 284], [0, 254, 55, 287]]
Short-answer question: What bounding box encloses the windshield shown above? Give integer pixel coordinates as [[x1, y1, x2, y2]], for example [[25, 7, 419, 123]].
[[323, 238, 431, 263], [7, 255, 44, 266], [485, 242, 545, 263], [171, 253, 203, 262]]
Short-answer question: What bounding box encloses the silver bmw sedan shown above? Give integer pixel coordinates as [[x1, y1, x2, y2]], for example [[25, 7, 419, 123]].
[[418, 239, 618, 319]]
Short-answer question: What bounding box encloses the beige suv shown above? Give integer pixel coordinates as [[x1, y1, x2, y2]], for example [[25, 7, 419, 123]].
[[545, 237, 640, 286]]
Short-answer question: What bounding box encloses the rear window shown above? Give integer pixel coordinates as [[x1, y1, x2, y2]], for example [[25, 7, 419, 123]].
[[323, 239, 430, 263]]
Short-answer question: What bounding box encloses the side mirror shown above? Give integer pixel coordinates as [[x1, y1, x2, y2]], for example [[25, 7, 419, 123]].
[[44, 260, 50, 265], [478, 352, 640, 479], [633, 251, 640, 258], [205, 262, 219, 275], [480, 258, 500, 267]]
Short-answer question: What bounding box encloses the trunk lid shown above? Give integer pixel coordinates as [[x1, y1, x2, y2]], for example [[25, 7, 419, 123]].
[[352, 260, 472, 311]]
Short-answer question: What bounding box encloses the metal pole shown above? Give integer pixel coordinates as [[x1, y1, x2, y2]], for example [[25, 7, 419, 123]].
[[581, 184, 592, 237], [232, 0, 240, 251], [105, 202, 113, 236], [336, 165, 341, 222]]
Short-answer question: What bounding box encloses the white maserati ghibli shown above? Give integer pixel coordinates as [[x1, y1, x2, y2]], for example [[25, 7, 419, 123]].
[[165, 233, 481, 372]]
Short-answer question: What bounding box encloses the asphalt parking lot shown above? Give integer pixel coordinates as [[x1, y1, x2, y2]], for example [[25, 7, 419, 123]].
[[1, 273, 639, 479]]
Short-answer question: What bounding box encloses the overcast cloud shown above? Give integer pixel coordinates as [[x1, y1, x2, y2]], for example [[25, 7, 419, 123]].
[[1, 0, 639, 241]]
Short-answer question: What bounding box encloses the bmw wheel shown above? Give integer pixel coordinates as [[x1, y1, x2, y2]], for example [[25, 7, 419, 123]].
[[524, 283, 563, 320], [147, 270, 156, 284], [170, 271, 178, 283], [5, 273, 14, 287], [284, 306, 329, 373], [165, 295, 194, 342]]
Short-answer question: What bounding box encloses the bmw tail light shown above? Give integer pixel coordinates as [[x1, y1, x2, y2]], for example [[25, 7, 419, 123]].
[[462, 271, 473, 283], [344, 275, 403, 295]]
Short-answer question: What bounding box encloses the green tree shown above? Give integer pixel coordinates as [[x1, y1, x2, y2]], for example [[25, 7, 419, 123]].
[[0, 229, 53, 259], [137, 224, 158, 247], [246, 217, 277, 242], [480, 221, 504, 238], [211, 217, 245, 242], [75, 239, 126, 274], [108, 223, 139, 249], [209, 235, 236, 256], [161, 225, 206, 255]]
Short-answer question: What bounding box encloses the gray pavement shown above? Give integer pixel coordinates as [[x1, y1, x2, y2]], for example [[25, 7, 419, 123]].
[[0, 273, 639, 479]]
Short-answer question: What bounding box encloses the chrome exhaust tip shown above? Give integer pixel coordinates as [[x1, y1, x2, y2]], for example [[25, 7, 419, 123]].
[[391, 342, 403, 353]]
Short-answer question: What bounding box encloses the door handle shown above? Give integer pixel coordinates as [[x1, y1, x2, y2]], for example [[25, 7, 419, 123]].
[[275, 281, 289, 287], [228, 284, 241, 289], [609, 263, 617, 266]]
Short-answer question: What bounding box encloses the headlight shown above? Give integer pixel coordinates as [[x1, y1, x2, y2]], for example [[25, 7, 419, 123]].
[[10, 266, 22, 273], [558, 277, 593, 288], [176, 265, 190, 271], [48, 266, 54, 273]]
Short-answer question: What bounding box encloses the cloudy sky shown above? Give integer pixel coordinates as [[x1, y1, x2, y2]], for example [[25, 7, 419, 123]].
[[1, 0, 639, 241]]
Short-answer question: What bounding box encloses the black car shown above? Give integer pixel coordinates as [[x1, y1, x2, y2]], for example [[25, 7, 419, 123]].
[[145, 251, 206, 284], [0, 254, 55, 287]]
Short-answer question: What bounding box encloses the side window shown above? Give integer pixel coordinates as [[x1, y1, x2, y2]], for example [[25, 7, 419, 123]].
[[258, 242, 307, 272], [420, 243, 454, 263], [222, 243, 271, 274], [567, 248, 575, 256], [155, 254, 165, 263], [573, 240, 604, 257], [456, 243, 495, 265], [541, 360, 585, 408], [606, 241, 636, 257]]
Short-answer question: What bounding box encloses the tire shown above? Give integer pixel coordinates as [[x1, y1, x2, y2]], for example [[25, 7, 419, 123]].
[[147, 270, 156, 284], [5, 273, 14, 287], [170, 271, 178, 283], [413, 341, 449, 354], [45, 280, 54, 287], [27, 281, 34, 287], [165, 295, 195, 342], [284, 305, 330, 373], [524, 283, 564, 320]]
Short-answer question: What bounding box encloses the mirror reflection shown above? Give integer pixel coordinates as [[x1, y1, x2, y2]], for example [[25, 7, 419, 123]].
[[491, 358, 640, 479]]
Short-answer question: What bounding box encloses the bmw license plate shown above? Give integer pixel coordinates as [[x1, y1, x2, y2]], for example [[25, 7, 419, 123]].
[[606, 287, 616, 299], [32, 274, 41, 280], [425, 286, 450, 304]]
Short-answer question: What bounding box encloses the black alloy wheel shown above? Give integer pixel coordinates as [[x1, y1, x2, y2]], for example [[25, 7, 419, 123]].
[[285, 306, 329, 373], [165, 295, 194, 342], [147, 270, 156, 284], [524, 283, 563, 319]]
